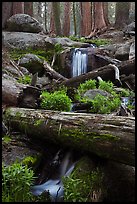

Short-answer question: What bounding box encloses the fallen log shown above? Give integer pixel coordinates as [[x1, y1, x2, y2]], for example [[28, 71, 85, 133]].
[[60, 58, 135, 89], [2, 78, 41, 108], [4, 108, 135, 166], [2, 78, 26, 106], [43, 60, 67, 81]]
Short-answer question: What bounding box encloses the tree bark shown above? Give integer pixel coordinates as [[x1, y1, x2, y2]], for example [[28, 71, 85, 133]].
[[43, 60, 67, 81], [61, 59, 135, 89], [24, 2, 33, 16], [2, 78, 26, 106], [62, 2, 70, 36], [80, 2, 92, 36], [4, 107, 135, 166], [115, 2, 130, 29], [12, 2, 24, 15], [2, 78, 41, 108]]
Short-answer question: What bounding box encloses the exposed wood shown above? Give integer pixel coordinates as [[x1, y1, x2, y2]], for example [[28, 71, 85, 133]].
[[2, 78, 41, 108], [43, 60, 67, 81], [2, 78, 26, 106], [4, 107, 135, 166], [60, 59, 135, 89]]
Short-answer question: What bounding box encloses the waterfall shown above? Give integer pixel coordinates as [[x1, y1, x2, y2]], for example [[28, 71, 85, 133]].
[[72, 48, 88, 77], [31, 150, 76, 202]]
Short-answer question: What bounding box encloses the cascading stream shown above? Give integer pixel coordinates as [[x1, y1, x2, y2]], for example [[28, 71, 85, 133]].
[[72, 48, 88, 77], [31, 150, 76, 202]]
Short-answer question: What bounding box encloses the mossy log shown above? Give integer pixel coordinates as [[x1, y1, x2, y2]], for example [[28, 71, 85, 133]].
[[4, 108, 135, 166], [61, 59, 135, 89]]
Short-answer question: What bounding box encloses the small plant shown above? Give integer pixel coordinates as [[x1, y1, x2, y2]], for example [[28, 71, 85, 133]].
[[77, 80, 96, 97], [75, 79, 121, 114], [98, 80, 114, 93], [63, 166, 104, 202], [2, 162, 36, 202], [40, 90, 72, 111], [22, 156, 38, 168], [17, 75, 31, 85], [2, 135, 11, 144]]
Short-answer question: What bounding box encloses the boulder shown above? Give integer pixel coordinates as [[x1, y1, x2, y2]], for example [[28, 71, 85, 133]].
[[18, 53, 45, 76], [83, 89, 111, 99], [115, 42, 131, 61], [6, 14, 45, 33]]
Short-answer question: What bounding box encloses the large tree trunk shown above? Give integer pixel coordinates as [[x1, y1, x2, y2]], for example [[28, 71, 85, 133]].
[[52, 2, 62, 36], [2, 2, 13, 29], [62, 2, 70, 36], [80, 2, 92, 36], [4, 108, 135, 166], [12, 2, 24, 15], [24, 2, 33, 16], [115, 2, 130, 29], [86, 2, 107, 38], [61, 59, 135, 89]]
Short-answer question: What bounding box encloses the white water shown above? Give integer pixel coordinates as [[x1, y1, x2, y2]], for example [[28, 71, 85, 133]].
[[31, 150, 75, 202], [72, 48, 88, 77]]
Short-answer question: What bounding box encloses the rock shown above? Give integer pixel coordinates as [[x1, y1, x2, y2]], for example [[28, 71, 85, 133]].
[[6, 14, 45, 33], [123, 21, 135, 36], [115, 42, 131, 61], [3, 31, 90, 51], [2, 134, 41, 167], [18, 53, 45, 76], [83, 89, 111, 99]]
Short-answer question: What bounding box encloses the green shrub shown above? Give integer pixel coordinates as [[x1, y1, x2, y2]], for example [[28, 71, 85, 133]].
[[75, 79, 121, 114], [90, 94, 121, 114], [98, 80, 114, 93], [2, 162, 35, 202], [40, 90, 72, 111]]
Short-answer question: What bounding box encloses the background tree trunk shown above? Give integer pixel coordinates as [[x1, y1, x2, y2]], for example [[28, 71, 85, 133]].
[[103, 2, 110, 27], [115, 2, 130, 29], [24, 2, 33, 16], [5, 108, 135, 166], [52, 2, 62, 36], [80, 2, 92, 36], [2, 2, 13, 29], [12, 2, 24, 15], [62, 2, 70, 36], [72, 2, 77, 36]]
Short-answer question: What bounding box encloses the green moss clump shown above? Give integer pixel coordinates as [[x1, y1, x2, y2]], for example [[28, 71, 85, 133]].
[[17, 75, 31, 85], [69, 36, 110, 46], [40, 90, 72, 111], [22, 155, 40, 169], [2, 135, 11, 144]]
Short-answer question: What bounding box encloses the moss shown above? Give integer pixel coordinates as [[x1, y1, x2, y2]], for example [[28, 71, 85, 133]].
[[34, 119, 43, 127], [2, 135, 12, 144], [9, 47, 53, 63], [22, 155, 40, 169]]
